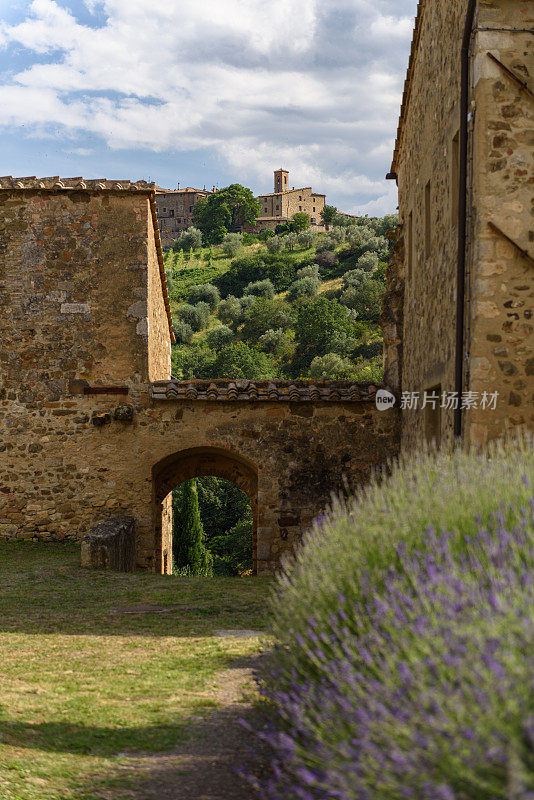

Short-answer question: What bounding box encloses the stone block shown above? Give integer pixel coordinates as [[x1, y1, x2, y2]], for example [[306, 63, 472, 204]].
[[81, 515, 136, 572]]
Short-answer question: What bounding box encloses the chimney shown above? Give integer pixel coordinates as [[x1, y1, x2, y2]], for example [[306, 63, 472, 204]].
[[212, 185, 216, 192], [203, 184, 206, 190], [177, 182, 180, 190]]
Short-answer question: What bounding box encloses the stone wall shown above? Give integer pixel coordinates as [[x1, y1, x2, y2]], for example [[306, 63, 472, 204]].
[[390, 0, 533, 450], [463, 1, 534, 445], [0, 177, 400, 572]]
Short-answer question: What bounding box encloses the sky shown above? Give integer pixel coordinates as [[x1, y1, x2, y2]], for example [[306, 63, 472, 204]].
[[0, 0, 418, 216]]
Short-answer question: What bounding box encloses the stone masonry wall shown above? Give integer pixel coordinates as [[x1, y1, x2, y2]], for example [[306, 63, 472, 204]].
[[0, 178, 399, 572], [392, 0, 533, 450], [463, 0, 534, 445], [394, 0, 469, 451]]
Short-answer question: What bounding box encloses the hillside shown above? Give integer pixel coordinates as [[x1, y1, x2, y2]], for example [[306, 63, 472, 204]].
[[163, 214, 397, 382]]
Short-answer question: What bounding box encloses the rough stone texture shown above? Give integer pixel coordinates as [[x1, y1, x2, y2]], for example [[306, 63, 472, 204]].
[[0, 180, 400, 573], [390, 0, 533, 449], [155, 187, 212, 248], [81, 515, 136, 571]]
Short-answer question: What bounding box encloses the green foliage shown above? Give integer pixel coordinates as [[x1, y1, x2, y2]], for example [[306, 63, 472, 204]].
[[239, 294, 257, 313], [357, 251, 380, 272], [177, 301, 210, 332], [287, 276, 320, 301], [221, 232, 243, 258], [173, 227, 203, 252], [258, 328, 295, 360], [292, 297, 354, 371], [296, 264, 320, 280], [258, 229, 275, 241], [266, 236, 283, 254], [217, 294, 242, 327], [170, 261, 232, 301], [193, 185, 260, 243], [296, 230, 316, 250], [209, 519, 253, 576], [165, 268, 174, 294], [341, 278, 384, 322], [320, 204, 337, 229], [241, 232, 258, 246], [216, 254, 298, 296], [172, 479, 213, 577], [186, 283, 220, 311], [172, 319, 193, 344], [274, 222, 296, 235], [244, 279, 275, 299], [210, 342, 276, 379], [353, 354, 383, 381], [172, 342, 216, 378], [240, 297, 296, 340], [291, 212, 311, 232], [205, 324, 234, 349], [309, 352, 356, 379]]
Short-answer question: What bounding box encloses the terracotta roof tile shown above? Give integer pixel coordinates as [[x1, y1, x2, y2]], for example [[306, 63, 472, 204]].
[[0, 176, 156, 192], [151, 379, 388, 403]]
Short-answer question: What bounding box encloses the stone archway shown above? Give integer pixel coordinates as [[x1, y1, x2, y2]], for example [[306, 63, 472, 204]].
[[152, 446, 259, 575]]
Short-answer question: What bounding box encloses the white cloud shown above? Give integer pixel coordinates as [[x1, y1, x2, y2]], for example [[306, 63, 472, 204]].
[[0, 0, 418, 212]]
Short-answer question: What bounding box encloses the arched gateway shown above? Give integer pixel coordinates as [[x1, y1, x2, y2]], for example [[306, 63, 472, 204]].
[[153, 447, 258, 574], [0, 177, 400, 574]]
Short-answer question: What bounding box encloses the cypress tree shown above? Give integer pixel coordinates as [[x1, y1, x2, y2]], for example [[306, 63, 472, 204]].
[[173, 479, 213, 576]]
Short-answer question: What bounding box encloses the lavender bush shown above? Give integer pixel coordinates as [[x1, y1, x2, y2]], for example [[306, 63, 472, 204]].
[[252, 440, 534, 799]]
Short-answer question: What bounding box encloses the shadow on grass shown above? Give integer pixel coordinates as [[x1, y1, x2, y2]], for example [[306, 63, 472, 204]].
[[0, 542, 273, 637]]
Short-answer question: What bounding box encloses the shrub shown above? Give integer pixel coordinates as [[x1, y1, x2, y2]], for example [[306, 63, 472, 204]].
[[329, 226, 346, 246], [215, 254, 298, 296], [258, 328, 295, 359], [292, 212, 311, 232], [242, 232, 258, 245], [314, 250, 339, 273], [177, 302, 210, 332], [210, 342, 276, 379], [217, 295, 242, 327], [357, 251, 379, 271], [239, 294, 257, 313], [173, 226, 202, 252], [297, 230, 316, 250], [287, 276, 320, 301], [171, 342, 216, 378], [221, 232, 243, 258], [244, 279, 275, 299], [186, 283, 220, 311], [253, 440, 534, 800], [259, 229, 275, 242], [342, 268, 366, 289], [284, 232, 298, 252], [172, 320, 193, 344], [296, 264, 320, 281], [208, 518, 253, 576], [316, 235, 336, 253], [309, 352, 355, 380], [205, 325, 234, 349], [266, 236, 283, 254], [240, 298, 296, 341], [341, 278, 384, 322]]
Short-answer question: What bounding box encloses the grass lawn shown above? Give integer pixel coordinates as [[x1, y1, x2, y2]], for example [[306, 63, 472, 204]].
[[0, 542, 271, 799]]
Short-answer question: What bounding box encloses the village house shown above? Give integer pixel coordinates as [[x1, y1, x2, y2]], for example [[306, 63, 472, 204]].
[[253, 168, 326, 232], [155, 184, 213, 247]]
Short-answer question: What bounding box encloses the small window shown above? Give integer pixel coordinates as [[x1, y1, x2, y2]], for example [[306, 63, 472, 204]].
[[313, 207, 315, 212], [408, 211, 413, 281], [284, 176, 287, 184], [424, 383, 441, 448], [276, 204, 279, 210], [425, 180, 432, 257], [312, 197, 315, 202], [189, 205, 194, 212], [299, 205, 302, 211], [170, 210, 174, 217], [451, 131, 460, 225], [299, 195, 302, 200], [163, 207, 166, 212]]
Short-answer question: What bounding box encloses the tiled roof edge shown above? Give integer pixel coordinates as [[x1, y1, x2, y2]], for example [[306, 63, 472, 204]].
[[151, 379, 391, 403], [0, 176, 156, 192]]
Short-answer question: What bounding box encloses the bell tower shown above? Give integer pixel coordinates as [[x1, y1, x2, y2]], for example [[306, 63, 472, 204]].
[[274, 168, 289, 193]]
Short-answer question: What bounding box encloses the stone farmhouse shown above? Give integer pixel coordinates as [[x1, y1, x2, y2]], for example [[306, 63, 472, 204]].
[[0, 0, 531, 575], [155, 185, 213, 248], [253, 169, 326, 232], [382, 0, 533, 452]]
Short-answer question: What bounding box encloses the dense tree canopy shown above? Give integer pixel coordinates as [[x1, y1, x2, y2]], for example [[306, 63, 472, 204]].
[[193, 184, 261, 243]]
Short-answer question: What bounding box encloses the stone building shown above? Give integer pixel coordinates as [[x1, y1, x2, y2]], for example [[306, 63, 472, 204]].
[[383, 0, 533, 450], [155, 185, 213, 248], [253, 169, 326, 231], [0, 176, 398, 572]]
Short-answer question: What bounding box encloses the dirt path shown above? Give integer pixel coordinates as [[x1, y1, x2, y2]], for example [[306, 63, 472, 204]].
[[105, 637, 266, 800]]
